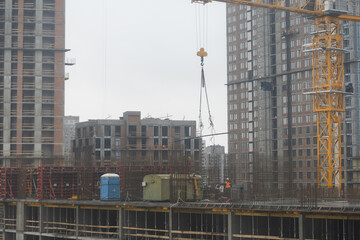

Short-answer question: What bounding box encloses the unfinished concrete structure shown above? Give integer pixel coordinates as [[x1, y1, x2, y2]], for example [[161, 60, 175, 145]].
[[63, 116, 78, 162], [0, 0, 66, 166], [226, 2, 360, 190], [1, 199, 360, 240], [73, 112, 202, 174]]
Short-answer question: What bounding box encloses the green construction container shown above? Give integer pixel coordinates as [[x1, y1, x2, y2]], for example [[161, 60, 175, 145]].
[[142, 174, 203, 201]]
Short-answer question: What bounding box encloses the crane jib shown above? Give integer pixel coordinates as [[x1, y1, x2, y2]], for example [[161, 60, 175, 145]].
[[194, 0, 360, 22]]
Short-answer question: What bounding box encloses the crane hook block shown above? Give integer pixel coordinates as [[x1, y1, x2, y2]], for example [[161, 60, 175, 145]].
[[197, 48, 208, 57]]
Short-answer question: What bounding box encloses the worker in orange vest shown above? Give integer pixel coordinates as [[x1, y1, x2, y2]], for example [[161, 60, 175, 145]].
[[225, 178, 232, 189], [224, 177, 232, 199]]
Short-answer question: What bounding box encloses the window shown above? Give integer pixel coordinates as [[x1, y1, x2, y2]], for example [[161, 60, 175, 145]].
[[104, 139, 111, 148], [141, 126, 146, 135], [185, 126, 191, 137], [115, 138, 120, 147], [129, 125, 136, 136], [104, 125, 111, 136], [307, 149, 311, 156], [104, 151, 111, 160], [95, 138, 101, 148], [162, 126, 168, 136], [154, 126, 159, 136], [115, 126, 121, 135], [95, 151, 101, 160]]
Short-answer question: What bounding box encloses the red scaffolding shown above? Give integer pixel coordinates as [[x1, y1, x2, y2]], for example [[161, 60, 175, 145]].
[[0, 168, 20, 199], [36, 167, 78, 200]]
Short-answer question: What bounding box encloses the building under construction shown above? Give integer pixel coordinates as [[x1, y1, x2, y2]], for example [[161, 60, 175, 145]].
[[73, 111, 202, 174], [226, 1, 360, 190], [0, 0, 66, 167]]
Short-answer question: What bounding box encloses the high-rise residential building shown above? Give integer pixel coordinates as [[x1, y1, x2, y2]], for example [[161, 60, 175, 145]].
[[226, 2, 360, 190], [63, 115, 79, 161], [73, 111, 202, 173], [0, 0, 65, 166]]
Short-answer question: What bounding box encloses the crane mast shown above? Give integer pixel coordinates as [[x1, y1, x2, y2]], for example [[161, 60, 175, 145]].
[[194, 0, 360, 189]]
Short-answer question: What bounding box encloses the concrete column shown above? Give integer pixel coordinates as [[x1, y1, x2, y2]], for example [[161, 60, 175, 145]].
[[76, 206, 79, 240], [228, 212, 234, 240], [119, 208, 124, 239], [39, 204, 45, 240], [299, 213, 305, 240], [16, 202, 25, 240], [169, 209, 173, 240]]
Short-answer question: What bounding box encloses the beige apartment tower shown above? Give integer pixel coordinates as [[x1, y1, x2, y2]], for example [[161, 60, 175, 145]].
[[0, 0, 65, 166]]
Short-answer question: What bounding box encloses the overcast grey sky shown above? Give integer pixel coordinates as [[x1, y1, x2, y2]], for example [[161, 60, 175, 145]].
[[65, 0, 228, 150]]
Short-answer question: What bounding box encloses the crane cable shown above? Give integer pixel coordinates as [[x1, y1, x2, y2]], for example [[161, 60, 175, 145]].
[[199, 56, 214, 131], [195, 2, 216, 145]]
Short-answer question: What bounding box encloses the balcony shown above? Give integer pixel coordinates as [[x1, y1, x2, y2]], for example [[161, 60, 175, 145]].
[[23, 42, 35, 48], [24, 2, 35, 9], [22, 122, 34, 130], [43, 56, 54, 63], [42, 69, 54, 76], [23, 95, 35, 103], [22, 109, 35, 115], [42, 136, 53, 143], [43, 3, 55, 10], [43, 29, 54, 36], [23, 69, 35, 76], [42, 82, 54, 89], [42, 123, 54, 130], [11, 81, 17, 88], [43, 17, 55, 23], [23, 82, 35, 89], [23, 137, 34, 143], [11, 136, 17, 143], [43, 42, 54, 49], [24, 16, 36, 23], [23, 56, 35, 62], [42, 109, 54, 116], [42, 96, 54, 103]]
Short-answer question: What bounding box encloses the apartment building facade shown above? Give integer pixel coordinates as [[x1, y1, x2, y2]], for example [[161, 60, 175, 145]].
[[0, 0, 66, 166], [226, 2, 360, 190], [73, 111, 202, 174], [203, 144, 225, 187]]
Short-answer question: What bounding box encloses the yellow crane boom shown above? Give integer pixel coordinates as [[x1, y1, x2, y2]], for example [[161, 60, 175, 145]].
[[194, 0, 360, 189]]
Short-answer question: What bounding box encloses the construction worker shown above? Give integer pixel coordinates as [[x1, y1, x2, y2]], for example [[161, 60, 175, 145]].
[[225, 178, 232, 189], [224, 177, 232, 200]]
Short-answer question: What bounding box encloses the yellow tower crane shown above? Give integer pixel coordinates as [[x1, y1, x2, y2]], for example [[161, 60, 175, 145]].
[[193, 0, 360, 189]]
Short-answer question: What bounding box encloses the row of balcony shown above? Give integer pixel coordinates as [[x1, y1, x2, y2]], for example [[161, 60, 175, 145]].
[[9, 2, 55, 10], [0, 69, 55, 75], [0, 108, 55, 115], [0, 55, 55, 62], [3, 42, 56, 49], [0, 82, 54, 89]]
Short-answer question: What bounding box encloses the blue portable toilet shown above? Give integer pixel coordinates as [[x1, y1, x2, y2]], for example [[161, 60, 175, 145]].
[[100, 173, 120, 201]]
